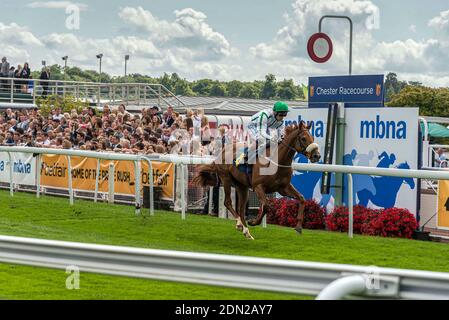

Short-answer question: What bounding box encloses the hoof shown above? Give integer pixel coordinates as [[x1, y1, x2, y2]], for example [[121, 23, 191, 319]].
[[243, 229, 255, 240], [235, 224, 243, 232], [248, 219, 257, 226], [244, 233, 255, 240], [295, 226, 302, 234]]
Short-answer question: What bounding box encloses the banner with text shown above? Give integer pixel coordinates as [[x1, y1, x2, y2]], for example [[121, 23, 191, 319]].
[[0, 152, 37, 186], [40, 155, 174, 201]]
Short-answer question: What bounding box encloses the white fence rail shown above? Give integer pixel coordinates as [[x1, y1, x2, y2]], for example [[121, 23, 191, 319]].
[[2, 148, 449, 299], [0, 235, 447, 299], [2, 146, 449, 238]]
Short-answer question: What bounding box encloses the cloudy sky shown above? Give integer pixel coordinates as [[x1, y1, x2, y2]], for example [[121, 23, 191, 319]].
[[2, 0, 449, 86]]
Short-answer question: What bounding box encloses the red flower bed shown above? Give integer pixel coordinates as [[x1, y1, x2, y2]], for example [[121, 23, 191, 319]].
[[363, 208, 418, 239], [325, 205, 378, 234], [265, 198, 325, 229], [265, 197, 418, 239]]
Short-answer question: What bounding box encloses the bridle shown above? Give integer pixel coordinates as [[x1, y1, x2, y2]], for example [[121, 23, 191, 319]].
[[279, 128, 317, 156], [265, 129, 319, 168]]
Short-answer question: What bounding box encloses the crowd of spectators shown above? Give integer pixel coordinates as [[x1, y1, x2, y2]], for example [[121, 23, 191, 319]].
[[0, 103, 233, 157]]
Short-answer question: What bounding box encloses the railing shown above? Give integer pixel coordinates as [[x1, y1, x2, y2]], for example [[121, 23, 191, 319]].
[[0, 234, 448, 299], [2, 146, 449, 238], [0, 78, 185, 108]]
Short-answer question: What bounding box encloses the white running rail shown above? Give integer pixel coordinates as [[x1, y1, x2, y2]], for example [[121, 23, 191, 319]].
[[2, 146, 449, 238], [0, 235, 447, 299]]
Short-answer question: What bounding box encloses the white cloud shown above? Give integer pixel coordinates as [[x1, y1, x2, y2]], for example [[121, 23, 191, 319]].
[[247, 0, 449, 86], [6, 3, 449, 86], [428, 9, 449, 33], [118, 6, 231, 61], [27, 1, 88, 11], [409, 24, 417, 33]]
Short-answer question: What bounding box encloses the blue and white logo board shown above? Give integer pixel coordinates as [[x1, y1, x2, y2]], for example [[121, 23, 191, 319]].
[[343, 108, 418, 214], [308, 75, 385, 108], [0, 152, 36, 186], [285, 107, 419, 215]]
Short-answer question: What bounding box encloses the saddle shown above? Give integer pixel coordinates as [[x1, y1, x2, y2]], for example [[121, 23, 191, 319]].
[[234, 146, 252, 173]]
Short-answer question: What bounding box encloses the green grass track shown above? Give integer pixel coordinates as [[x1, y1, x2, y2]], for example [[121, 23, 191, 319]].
[[0, 190, 448, 299]]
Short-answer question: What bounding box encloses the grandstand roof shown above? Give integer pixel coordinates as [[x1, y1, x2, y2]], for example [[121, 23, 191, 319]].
[[126, 96, 308, 115]]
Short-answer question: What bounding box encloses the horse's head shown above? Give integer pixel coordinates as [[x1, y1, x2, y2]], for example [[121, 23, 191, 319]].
[[285, 122, 321, 163]]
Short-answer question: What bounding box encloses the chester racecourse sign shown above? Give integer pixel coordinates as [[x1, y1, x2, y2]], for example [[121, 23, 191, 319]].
[[309, 74, 385, 108]]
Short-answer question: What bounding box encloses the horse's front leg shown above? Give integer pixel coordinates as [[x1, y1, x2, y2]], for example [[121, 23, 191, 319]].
[[248, 184, 269, 226], [279, 183, 306, 234]]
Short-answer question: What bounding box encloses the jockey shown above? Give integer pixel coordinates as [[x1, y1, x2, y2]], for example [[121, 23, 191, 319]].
[[236, 101, 289, 166]]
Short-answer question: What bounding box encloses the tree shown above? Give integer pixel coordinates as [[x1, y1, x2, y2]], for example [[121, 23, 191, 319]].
[[174, 79, 194, 96], [239, 84, 259, 99], [387, 86, 449, 117], [209, 82, 227, 97], [384, 72, 408, 102], [160, 73, 173, 92], [261, 74, 278, 99], [226, 80, 243, 97], [277, 79, 297, 100], [192, 79, 212, 96]]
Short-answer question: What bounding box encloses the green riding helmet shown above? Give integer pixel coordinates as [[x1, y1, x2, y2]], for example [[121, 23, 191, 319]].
[[273, 101, 289, 113]]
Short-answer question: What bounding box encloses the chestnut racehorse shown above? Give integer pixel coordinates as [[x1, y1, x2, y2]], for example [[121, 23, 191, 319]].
[[193, 122, 321, 240]]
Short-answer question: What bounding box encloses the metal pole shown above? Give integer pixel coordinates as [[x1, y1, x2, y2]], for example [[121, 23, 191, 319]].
[[134, 160, 141, 215], [7, 152, 13, 197], [334, 102, 346, 206], [67, 156, 74, 205], [10, 79, 13, 103], [108, 163, 114, 204], [348, 173, 353, 239], [32, 80, 36, 104], [208, 187, 213, 215], [149, 160, 154, 216], [36, 155, 41, 198], [316, 275, 366, 300], [181, 164, 186, 220], [125, 59, 127, 78], [99, 58, 102, 83], [94, 159, 100, 203], [319, 15, 353, 75]]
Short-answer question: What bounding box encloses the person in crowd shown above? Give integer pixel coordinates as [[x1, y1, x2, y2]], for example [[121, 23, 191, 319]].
[[14, 65, 22, 92], [435, 148, 448, 168], [20, 62, 31, 93], [0, 57, 10, 90], [39, 67, 50, 97]]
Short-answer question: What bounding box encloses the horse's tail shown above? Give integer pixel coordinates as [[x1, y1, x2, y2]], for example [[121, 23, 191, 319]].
[[192, 164, 219, 187]]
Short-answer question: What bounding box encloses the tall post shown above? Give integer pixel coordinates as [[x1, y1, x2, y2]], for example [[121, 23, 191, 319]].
[[134, 160, 141, 215], [108, 163, 114, 204], [348, 173, 353, 239], [125, 55, 129, 79], [67, 156, 74, 206], [97, 53, 103, 83], [334, 102, 346, 206], [62, 56, 68, 81], [319, 15, 353, 75], [318, 15, 352, 206], [8, 152, 13, 197]]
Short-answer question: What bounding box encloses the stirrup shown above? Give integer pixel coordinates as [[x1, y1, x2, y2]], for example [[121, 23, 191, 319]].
[[235, 153, 245, 166]]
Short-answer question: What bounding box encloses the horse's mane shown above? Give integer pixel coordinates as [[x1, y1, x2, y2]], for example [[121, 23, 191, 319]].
[[284, 123, 299, 137]]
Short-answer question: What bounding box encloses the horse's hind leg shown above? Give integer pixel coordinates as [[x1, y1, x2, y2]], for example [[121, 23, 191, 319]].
[[236, 186, 253, 240], [221, 177, 243, 231], [248, 184, 269, 226]]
